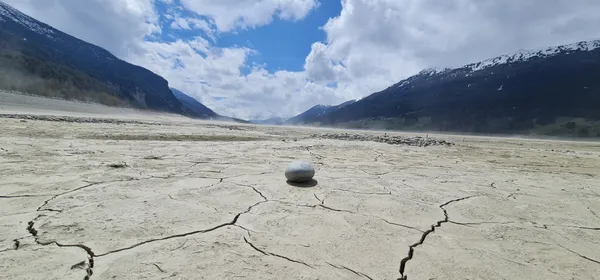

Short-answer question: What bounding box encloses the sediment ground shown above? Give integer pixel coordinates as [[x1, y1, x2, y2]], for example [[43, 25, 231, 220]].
[[1, 91, 599, 280]]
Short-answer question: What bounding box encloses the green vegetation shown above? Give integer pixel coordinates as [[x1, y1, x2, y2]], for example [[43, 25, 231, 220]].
[[0, 50, 129, 107], [531, 117, 600, 137]]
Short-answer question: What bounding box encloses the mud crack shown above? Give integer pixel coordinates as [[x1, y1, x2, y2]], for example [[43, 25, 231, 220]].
[[243, 236, 313, 268], [96, 200, 268, 257], [37, 182, 102, 212], [449, 221, 515, 227], [398, 195, 477, 280], [93, 184, 269, 257], [27, 219, 95, 280], [558, 244, 600, 265], [359, 169, 392, 176], [327, 262, 374, 280], [0, 194, 49, 198], [313, 193, 325, 204], [546, 225, 600, 231], [234, 183, 267, 201], [297, 203, 424, 232], [150, 263, 166, 273], [24, 180, 133, 279], [333, 188, 391, 196], [589, 207, 599, 220]]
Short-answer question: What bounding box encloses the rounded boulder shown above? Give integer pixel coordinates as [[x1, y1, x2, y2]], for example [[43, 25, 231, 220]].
[[285, 160, 315, 183]]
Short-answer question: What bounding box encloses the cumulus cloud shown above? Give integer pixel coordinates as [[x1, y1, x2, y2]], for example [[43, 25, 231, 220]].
[[128, 39, 345, 120], [169, 16, 216, 41], [4, 0, 600, 119], [179, 0, 319, 32]]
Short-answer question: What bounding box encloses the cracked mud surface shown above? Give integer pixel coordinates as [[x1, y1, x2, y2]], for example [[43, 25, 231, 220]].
[[1, 106, 600, 279]]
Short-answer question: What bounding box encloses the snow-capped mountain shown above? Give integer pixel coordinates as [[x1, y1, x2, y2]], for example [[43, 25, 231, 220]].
[[467, 40, 600, 71], [0, 2, 55, 38], [386, 39, 600, 91], [307, 39, 600, 136]]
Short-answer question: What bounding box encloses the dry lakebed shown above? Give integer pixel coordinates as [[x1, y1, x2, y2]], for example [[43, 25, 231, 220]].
[[1, 91, 599, 280]]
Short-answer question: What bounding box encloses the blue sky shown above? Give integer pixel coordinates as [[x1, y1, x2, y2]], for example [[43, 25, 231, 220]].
[[154, 0, 342, 74]]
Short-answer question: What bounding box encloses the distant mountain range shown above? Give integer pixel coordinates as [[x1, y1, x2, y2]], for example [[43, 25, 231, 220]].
[[286, 40, 600, 137], [285, 100, 355, 125], [249, 117, 289, 125], [0, 1, 238, 121]]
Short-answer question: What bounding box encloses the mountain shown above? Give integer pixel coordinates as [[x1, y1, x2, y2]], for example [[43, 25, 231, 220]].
[[285, 100, 356, 125], [0, 1, 205, 118], [249, 117, 289, 125], [170, 88, 250, 123], [310, 40, 600, 137], [170, 88, 218, 119]]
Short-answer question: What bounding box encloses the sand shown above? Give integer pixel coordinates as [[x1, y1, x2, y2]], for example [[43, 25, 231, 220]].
[[1, 91, 599, 280]]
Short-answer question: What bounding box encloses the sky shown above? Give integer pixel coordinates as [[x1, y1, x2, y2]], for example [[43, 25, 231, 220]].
[[5, 0, 600, 120]]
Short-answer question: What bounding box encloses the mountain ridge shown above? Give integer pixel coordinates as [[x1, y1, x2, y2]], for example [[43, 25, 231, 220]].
[[170, 88, 249, 123], [170, 88, 217, 119]]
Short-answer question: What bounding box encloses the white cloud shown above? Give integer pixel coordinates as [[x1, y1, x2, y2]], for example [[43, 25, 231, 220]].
[[304, 42, 338, 84], [179, 0, 319, 32], [128, 39, 344, 120], [170, 17, 191, 29], [4, 0, 600, 120], [169, 16, 215, 40]]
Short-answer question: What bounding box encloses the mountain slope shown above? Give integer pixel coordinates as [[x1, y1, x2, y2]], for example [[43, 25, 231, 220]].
[[285, 100, 355, 125], [0, 1, 198, 117], [170, 88, 250, 123], [170, 88, 218, 119], [312, 40, 600, 136]]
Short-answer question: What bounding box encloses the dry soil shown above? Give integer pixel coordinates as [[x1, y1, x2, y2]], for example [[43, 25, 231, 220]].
[[1, 91, 599, 280]]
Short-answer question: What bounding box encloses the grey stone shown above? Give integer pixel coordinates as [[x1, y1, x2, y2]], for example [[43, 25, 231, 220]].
[[285, 160, 315, 183]]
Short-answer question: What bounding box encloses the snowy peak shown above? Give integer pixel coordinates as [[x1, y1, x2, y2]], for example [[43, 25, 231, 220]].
[[312, 104, 330, 109], [418, 67, 451, 76], [466, 39, 600, 71], [388, 39, 600, 92], [0, 1, 54, 37], [0, 1, 115, 61]]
